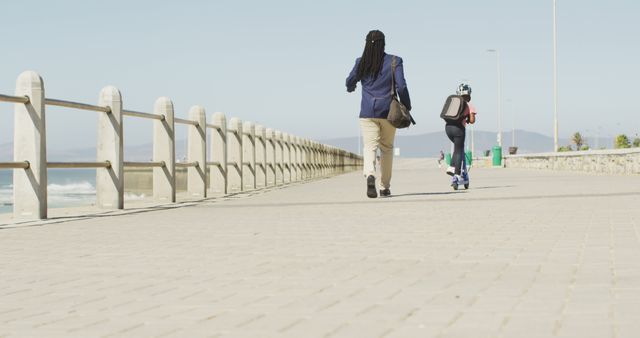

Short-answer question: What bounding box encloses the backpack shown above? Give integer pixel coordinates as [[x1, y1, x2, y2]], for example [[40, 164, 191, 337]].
[[440, 95, 467, 123]]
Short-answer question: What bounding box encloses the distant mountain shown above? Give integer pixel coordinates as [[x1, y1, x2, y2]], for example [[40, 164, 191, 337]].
[[320, 130, 614, 157], [0, 140, 188, 162], [0, 131, 614, 161]]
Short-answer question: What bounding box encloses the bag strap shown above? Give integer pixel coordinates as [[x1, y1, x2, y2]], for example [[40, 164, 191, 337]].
[[390, 56, 398, 98]]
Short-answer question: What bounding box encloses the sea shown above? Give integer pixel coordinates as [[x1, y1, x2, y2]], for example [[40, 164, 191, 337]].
[[0, 169, 145, 214]]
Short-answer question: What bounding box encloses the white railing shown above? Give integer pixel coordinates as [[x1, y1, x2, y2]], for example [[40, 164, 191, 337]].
[[0, 71, 363, 220]]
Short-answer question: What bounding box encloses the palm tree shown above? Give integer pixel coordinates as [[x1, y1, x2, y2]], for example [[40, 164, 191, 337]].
[[572, 132, 584, 151]]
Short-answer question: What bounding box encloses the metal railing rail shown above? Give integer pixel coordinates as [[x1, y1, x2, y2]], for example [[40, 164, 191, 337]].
[[0, 161, 30, 169], [174, 117, 198, 126], [206, 124, 224, 138], [0, 94, 29, 104], [176, 162, 199, 168], [228, 129, 241, 141], [47, 161, 111, 169], [124, 161, 165, 168], [123, 109, 164, 121], [205, 123, 221, 131], [242, 162, 255, 175], [227, 161, 241, 173], [45, 98, 111, 113]]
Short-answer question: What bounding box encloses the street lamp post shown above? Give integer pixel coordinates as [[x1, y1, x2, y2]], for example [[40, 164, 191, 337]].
[[507, 99, 515, 147], [487, 49, 502, 148], [552, 0, 559, 152]]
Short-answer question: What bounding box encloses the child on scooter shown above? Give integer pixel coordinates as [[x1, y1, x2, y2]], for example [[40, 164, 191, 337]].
[[445, 83, 477, 187]]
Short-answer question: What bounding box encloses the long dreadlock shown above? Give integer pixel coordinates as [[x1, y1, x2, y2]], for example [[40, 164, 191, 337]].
[[356, 30, 386, 81]]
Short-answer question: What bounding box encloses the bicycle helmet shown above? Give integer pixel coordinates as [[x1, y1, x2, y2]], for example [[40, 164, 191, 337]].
[[456, 83, 472, 95]]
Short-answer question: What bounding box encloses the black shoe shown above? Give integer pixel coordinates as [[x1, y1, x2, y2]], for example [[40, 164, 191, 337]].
[[366, 175, 377, 198], [379, 189, 391, 197]]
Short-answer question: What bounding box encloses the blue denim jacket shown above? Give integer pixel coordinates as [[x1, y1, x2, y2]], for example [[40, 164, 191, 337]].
[[346, 53, 412, 119]]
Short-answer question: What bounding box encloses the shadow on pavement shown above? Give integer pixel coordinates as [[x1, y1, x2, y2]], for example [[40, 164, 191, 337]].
[[389, 191, 461, 198], [469, 185, 515, 190], [208, 191, 640, 209]]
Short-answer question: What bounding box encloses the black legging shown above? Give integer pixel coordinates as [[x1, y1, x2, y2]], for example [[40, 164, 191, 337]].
[[445, 124, 466, 175]]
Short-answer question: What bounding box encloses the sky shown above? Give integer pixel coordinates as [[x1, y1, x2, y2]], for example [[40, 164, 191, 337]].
[[1, 0, 639, 152]]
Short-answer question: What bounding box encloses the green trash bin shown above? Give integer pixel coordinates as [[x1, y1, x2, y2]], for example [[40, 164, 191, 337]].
[[465, 150, 472, 166], [492, 146, 502, 166], [445, 153, 452, 166]]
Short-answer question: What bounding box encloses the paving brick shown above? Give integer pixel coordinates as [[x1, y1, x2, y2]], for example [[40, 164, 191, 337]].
[[1, 159, 639, 337]]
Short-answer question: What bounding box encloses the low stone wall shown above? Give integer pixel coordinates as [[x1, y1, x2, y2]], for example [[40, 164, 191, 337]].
[[503, 148, 640, 175], [469, 157, 493, 169], [124, 168, 187, 195]]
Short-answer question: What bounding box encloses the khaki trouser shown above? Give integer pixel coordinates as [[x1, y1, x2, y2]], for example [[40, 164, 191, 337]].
[[359, 118, 396, 189]]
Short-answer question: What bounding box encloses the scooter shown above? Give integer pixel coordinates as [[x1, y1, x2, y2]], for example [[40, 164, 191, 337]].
[[451, 154, 470, 191]]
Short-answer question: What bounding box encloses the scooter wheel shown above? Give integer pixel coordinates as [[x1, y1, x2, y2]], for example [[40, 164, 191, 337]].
[[464, 184, 469, 189], [452, 184, 458, 190]]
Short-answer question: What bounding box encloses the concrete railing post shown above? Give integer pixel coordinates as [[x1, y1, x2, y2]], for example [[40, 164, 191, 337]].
[[327, 147, 331, 174], [316, 143, 322, 177], [255, 125, 267, 188], [265, 128, 276, 186], [326, 147, 331, 175], [320, 144, 325, 176], [210, 112, 227, 195], [96, 86, 124, 209], [343, 151, 347, 173], [307, 140, 313, 179], [343, 150, 348, 173], [330, 147, 334, 175], [153, 97, 176, 202], [318, 143, 323, 176], [188, 106, 207, 198], [291, 136, 299, 182], [242, 121, 256, 190], [310, 141, 317, 178], [13, 71, 47, 219], [227, 118, 243, 192], [274, 131, 283, 185], [320, 145, 326, 176], [282, 133, 291, 184], [300, 139, 308, 180], [298, 137, 305, 180], [344, 152, 348, 172]]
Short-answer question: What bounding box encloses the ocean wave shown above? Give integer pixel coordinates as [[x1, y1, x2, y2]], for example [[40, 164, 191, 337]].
[[48, 181, 96, 195], [0, 188, 12, 205], [48, 181, 96, 205], [0, 182, 150, 208], [0, 181, 97, 206], [124, 192, 146, 201]]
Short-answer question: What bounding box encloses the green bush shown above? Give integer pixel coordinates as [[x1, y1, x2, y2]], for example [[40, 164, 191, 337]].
[[633, 138, 640, 148], [557, 145, 572, 152], [580, 145, 590, 151], [614, 134, 631, 149]]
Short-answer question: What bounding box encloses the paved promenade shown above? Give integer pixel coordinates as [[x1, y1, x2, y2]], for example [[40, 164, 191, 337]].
[[1, 159, 640, 338]]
